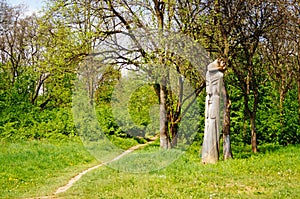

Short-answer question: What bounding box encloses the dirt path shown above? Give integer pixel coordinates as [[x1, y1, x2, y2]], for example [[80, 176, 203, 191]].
[[54, 137, 158, 195]]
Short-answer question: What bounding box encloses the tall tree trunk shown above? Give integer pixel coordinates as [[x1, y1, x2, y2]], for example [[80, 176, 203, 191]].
[[250, 112, 258, 153], [244, 72, 258, 153], [298, 78, 300, 124], [31, 73, 50, 105], [244, 95, 258, 153], [170, 122, 178, 147], [279, 76, 287, 127], [279, 89, 284, 126], [154, 0, 169, 148], [160, 78, 171, 149], [297, 43, 300, 124], [242, 115, 248, 145], [170, 75, 183, 147], [222, 85, 233, 159]]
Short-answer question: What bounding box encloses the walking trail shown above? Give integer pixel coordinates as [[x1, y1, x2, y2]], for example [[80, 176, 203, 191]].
[[30, 137, 158, 198]]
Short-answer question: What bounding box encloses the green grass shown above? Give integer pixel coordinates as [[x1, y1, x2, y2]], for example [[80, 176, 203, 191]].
[[59, 142, 300, 199], [1, 138, 299, 198], [0, 139, 97, 198], [0, 136, 146, 198]]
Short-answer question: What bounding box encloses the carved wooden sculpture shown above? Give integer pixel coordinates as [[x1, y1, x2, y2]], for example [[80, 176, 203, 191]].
[[202, 58, 226, 164]]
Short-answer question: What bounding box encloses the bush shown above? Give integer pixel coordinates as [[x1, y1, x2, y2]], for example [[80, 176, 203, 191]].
[[0, 106, 76, 141]]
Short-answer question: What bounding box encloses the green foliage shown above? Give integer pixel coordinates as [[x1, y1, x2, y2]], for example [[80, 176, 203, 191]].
[[0, 0, 299, 151], [0, 106, 76, 141], [281, 87, 300, 145], [194, 93, 205, 144], [254, 82, 300, 146], [95, 66, 121, 104], [97, 73, 160, 139], [227, 71, 300, 146], [95, 103, 146, 149], [226, 71, 250, 145], [108, 135, 146, 149], [128, 84, 159, 137], [256, 82, 282, 145], [96, 103, 121, 136]]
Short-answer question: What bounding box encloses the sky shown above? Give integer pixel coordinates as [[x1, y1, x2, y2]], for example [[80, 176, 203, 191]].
[[7, 0, 45, 15]]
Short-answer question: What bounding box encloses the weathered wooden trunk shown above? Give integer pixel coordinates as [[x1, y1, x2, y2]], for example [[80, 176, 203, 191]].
[[201, 59, 225, 164]]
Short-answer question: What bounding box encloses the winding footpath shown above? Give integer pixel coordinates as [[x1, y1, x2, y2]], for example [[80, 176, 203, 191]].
[[55, 139, 157, 195], [29, 137, 158, 198]]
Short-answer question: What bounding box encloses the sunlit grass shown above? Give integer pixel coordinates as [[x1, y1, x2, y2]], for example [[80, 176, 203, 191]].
[[60, 143, 300, 199], [1, 138, 299, 198], [0, 136, 147, 198], [0, 140, 97, 198]]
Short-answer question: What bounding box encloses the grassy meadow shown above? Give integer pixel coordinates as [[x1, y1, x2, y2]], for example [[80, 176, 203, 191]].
[[0, 140, 96, 198], [0, 139, 299, 198]]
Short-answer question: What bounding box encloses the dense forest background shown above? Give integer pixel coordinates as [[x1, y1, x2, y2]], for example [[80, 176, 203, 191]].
[[0, 0, 299, 152]]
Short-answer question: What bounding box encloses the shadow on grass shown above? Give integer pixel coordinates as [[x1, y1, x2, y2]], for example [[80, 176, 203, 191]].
[[229, 143, 283, 160]]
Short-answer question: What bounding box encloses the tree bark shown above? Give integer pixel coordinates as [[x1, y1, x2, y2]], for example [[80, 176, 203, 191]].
[[160, 78, 171, 149], [170, 122, 178, 147], [170, 75, 183, 147], [298, 78, 300, 124], [222, 86, 233, 159], [279, 76, 289, 127], [31, 73, 50, 105], [250, 113, 258, 153], [244, 71, 259, 153], [244, 97, 258, 153], [279, 86, 284, 126]]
